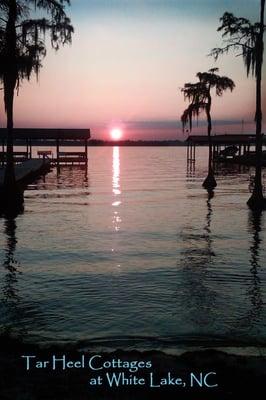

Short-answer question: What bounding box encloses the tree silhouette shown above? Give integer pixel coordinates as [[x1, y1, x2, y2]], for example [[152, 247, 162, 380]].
[[210, 1, 266, 210], [181, 68, 235, 189], [0, 0, 73, 204]]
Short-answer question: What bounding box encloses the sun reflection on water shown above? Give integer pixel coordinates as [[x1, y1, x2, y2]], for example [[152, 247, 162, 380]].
[[112, 146, 121, 196], [112, 146, 122, 233]]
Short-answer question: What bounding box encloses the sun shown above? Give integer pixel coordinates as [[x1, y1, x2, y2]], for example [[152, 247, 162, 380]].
[[110, 128, 123, 140]]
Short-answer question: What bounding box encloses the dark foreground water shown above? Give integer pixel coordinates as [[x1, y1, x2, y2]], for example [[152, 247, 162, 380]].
[[0, 147, 265, 351]]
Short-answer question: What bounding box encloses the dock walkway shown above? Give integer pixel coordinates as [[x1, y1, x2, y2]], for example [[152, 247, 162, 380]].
[[0, 159, 51, 189]]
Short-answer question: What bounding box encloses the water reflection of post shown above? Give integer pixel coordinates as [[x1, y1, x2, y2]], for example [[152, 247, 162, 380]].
[[205, 190, 214, 259], [56, 165, 61, 180], [186, 159, 195, 179], [2, 217, 21, 314], [84, 163, 89, 186], [246, 211, 263, 324], [177, 190, 216, 326], [112, 146, 122, 233], [55, 165, 89, 189]]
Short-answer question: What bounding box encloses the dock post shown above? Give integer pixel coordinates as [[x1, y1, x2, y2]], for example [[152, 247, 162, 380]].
[[26, 138, 29, 159], [56, 138, 60, 166], [1, 139, 4, 166], [29, 138, 32, 159], [85, 138, 88, 162], [2, 139, 4, 157]]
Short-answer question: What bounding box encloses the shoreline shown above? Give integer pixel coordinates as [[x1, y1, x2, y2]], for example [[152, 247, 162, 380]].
[[1, 334, 266, 399], [3, 330, 266, 355]]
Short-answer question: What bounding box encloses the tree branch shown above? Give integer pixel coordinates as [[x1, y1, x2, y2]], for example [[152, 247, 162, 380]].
[[209, 42, 253, 59]]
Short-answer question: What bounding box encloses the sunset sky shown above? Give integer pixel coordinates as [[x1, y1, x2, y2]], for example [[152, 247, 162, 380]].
[[0, 0, 265, 140]]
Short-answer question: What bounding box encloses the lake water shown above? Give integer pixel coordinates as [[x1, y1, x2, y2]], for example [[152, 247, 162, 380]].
[[0, 147, 265, 351]]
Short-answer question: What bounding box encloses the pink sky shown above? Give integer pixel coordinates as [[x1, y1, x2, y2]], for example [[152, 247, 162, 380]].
[[0, 0, 265, 140]]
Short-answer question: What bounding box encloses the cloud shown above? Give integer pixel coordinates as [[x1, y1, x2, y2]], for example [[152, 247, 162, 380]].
[[125, 119, 251, 130]]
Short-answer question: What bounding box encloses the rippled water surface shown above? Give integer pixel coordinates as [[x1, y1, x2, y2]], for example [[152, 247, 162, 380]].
[[0, 147, 265, 349]]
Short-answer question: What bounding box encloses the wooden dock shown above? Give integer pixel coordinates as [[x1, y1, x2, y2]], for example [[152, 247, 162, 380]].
[[186, 134, 266, 165], [0, 128, 90, 166], [50, 152, 88, 165], [0, 159, 51, 190]]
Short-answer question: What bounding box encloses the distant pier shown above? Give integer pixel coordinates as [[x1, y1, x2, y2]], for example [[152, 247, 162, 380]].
[[186, 134, 266, 166]]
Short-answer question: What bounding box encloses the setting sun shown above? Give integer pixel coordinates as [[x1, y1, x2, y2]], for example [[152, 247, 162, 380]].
[[110, 128, 123, 140]]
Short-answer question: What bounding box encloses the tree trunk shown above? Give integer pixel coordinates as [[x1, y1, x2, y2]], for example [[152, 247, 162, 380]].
[[203, 97, 217, 189], [247, 0, 266, 210], [3, 75, 16, 191], [1, 76, 23, 215], [0, 0, 24, 215]]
